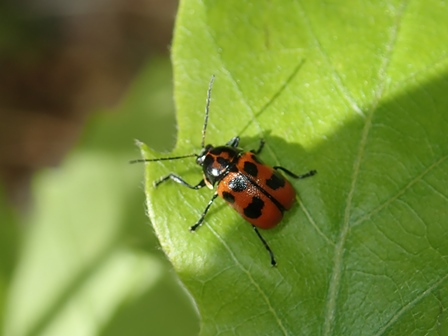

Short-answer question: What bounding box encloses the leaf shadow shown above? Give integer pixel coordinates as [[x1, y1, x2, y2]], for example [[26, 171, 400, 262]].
[[177, 69, 448, 334]]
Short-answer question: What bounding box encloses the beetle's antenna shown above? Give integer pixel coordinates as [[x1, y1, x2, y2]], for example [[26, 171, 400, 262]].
[[129, 153, 197, 164], [131, 76, 215, 164], [201, 75, 215, 149]]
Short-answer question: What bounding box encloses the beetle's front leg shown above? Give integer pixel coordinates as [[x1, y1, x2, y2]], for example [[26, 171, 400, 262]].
[[190, 192, 219, 231], [154, 174, 206, 190], [251, 139, 265, 155]]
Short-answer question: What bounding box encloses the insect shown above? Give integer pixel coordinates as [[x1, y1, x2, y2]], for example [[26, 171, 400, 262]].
[[131, 75, 316, 266]]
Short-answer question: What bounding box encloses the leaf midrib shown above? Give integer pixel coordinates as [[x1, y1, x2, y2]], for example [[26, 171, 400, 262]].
[[321, 1, 410, 334]]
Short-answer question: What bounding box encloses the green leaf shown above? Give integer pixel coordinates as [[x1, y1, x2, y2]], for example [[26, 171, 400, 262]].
[[142, 0, 448, 335], [0, 188, 20, 333], [3, 59, 199, 336]]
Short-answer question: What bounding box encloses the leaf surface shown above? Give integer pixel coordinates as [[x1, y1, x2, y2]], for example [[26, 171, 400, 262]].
[[142, 0, 448, 334]]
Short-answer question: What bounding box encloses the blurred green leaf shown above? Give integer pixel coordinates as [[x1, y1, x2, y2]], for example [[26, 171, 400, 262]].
[[3, 58, 199, 336], [142, 0, 448, 335], [0, 188, 20, 333]]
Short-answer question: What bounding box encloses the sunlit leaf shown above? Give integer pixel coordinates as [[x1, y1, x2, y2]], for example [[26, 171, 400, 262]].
[[142, 0, 448, 335]]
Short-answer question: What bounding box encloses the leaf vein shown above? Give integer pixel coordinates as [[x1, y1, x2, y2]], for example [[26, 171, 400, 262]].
[[322, 1, 410, 334], [206, 223, 290, 336], [294, 0, 364, 117], [351, 154, 448, 228], [299, 196, 335, 246], [373, 273, 448, 336]]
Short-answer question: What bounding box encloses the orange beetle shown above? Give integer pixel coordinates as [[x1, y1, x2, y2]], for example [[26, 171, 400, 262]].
[[131, 76, 316, 266]]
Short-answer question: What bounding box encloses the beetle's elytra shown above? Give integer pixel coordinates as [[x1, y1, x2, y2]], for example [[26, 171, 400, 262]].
[[131, 76, 316, 266]]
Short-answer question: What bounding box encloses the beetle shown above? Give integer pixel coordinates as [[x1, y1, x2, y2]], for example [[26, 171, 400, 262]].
[[131, 75, 316, 266]]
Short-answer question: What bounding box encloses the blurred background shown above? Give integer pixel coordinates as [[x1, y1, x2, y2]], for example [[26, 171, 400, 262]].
[[0, 0, 200, 335]]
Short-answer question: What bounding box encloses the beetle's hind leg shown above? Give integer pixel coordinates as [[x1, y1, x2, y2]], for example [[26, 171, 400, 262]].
[[252, 225, 276, 267], [274, 167, 317, 179]]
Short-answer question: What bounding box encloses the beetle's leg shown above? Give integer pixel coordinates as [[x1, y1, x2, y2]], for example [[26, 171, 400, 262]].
[[274, 167, 317, 179], [252, 225, 276, 267], [251, 139, 265, 155], [154, 174, 206, 189], [190, 192, 219, 231], [226, 136, 240, 147]]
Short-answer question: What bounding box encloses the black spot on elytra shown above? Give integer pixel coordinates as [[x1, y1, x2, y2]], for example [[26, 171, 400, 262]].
[[244, 196, 264, 219], [266, 171, 285, 190], [243, 161, 258, 177], [228, 175, 247, 192], [222, 191, 235, 203]]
